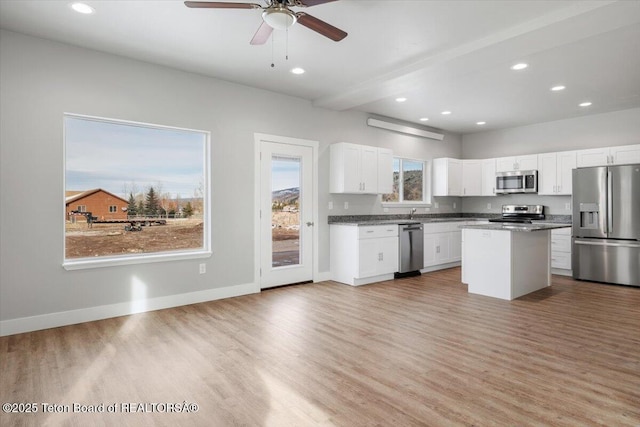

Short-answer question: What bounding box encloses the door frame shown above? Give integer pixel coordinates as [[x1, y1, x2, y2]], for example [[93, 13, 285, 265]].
[[253, 133, 319, 289]]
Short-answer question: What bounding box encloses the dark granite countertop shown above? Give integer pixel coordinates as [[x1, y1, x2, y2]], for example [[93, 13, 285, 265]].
[[461, 223, 571, 232], [328, 214, 571, 226]]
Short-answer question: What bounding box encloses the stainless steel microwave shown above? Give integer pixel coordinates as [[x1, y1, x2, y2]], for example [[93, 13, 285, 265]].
[[496, 170, 538, 194]]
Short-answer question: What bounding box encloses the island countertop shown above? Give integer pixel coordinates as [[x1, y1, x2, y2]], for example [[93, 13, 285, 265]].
[[460, 223, 571, 232]]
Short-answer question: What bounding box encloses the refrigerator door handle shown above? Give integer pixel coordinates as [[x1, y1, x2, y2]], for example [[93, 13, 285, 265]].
[[575, 239, 640, 249], [607, 170, 613, 234]]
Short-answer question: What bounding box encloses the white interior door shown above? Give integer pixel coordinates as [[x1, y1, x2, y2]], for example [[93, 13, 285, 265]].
[[259, 140, 314, 288]]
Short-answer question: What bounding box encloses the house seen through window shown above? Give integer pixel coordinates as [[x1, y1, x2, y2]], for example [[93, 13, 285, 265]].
[[64, 114, 210, 267]]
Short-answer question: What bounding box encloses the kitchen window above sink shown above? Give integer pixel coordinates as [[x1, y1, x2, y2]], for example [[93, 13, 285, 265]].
[[382, 157, 432, 206]]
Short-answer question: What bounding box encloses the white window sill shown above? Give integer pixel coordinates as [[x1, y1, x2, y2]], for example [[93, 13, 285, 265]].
[[63, 249, 212, 270]]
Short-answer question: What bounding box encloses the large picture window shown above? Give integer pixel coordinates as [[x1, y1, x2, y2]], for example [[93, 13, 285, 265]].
[[63, 114, 210, 269], [382, 157, 431, 205]]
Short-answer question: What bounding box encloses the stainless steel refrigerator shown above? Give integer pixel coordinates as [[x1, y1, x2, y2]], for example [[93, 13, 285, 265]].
[[572, 164, 640, 286]]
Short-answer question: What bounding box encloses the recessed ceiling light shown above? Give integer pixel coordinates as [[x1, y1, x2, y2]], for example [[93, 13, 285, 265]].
[[551, 85, 566, 91], [441, 111, 452, 115], [290, 67, 305, 75], [511, 63, 528, 71], [419, 117, 429, 122], [476, 121, 486, 125], [395, 97, 407, 103], [70, 2, 95, 14], [579, 102, 592, 107]]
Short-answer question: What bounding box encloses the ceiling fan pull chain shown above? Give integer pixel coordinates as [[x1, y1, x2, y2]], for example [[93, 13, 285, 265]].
[[286, 27, 289, 61], [271, 30, 275, 68]]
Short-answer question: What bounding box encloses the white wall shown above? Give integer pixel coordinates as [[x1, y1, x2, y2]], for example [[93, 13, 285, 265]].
[[0, 30, 461, 333], [462, 108, 640, 158], [461, 108, 640, 215]]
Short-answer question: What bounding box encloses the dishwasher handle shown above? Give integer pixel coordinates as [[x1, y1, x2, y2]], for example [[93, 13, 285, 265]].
[[401, 224, 423, 232]]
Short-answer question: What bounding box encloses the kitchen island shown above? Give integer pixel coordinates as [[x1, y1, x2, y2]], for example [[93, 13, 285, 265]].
[[461, 223, 570, 300]]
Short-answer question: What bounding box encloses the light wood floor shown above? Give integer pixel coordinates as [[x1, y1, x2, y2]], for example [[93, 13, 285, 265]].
[[1, 268, 639, 426]]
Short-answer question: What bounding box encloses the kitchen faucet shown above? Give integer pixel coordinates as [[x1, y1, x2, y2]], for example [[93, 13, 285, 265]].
[[410, 208, 416, 219]]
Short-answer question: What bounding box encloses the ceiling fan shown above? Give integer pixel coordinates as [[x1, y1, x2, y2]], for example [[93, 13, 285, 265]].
[[184, 0, 348, 45]]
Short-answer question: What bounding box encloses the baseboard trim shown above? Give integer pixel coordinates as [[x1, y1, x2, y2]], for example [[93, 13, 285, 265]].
[[0, 282, 260, 337], [315, 271, 332, 282]]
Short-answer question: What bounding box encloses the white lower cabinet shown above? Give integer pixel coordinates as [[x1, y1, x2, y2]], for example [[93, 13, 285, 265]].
[[423, 222, 467, 271], [551, 227, 572, 275], [331, 224, 399, 286]]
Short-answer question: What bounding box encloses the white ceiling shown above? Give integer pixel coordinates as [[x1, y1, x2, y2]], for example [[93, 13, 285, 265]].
[[1, 0, 639, 134]]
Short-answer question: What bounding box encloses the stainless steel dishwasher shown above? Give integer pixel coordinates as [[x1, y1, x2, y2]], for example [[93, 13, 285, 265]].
[[398, 223, 424, 275]]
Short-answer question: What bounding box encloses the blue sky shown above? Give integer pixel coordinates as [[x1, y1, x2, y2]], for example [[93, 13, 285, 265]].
[[65, 116, 205, 199], [271, 157, 300, 192]]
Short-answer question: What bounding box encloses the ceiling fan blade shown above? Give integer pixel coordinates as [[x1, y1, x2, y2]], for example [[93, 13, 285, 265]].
[[250, 21, 273, 45], [184, 1, 262, 9], [296, 0, 338, 7], [296, 12, 347, 41]]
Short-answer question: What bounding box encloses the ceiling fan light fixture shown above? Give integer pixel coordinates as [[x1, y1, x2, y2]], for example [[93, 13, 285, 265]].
[[262, 7, 297, 30], [70, 2, 95, 14]]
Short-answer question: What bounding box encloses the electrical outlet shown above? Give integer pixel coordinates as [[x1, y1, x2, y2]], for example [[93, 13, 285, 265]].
[[453, 202, 457, 209], [344, 201, 349, 210], [425, 207, 431, 212], [199, 263, 206, 274], [383, 207, 389, 213], [434, 202, 439, 209], [328, 201, 333, 210], [565, 203, 571, 211], [487, 203, 491, 210]]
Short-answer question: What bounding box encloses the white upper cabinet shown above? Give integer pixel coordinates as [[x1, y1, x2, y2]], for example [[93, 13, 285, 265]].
[[495, 154, 538, 172], [376, 147, 394, 195], [576, 147, 611, 168], [481, 158, 497, 196], [433, 158, 462, 196], [576, 144, 640, 167], [330, 142, 393, 194], [538, 151, 576, 195], [462, 160, 482, 196]]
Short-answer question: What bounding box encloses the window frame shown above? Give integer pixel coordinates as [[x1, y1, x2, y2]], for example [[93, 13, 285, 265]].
[[62, 113, 211, 270], [381, 157, 432, 207]]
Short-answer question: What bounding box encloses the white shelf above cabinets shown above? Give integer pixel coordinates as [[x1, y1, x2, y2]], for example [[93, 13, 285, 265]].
[[330, 142, 393, 194]]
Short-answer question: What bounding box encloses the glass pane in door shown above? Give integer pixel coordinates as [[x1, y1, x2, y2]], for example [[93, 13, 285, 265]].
[[271, 155, 301, 268]]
